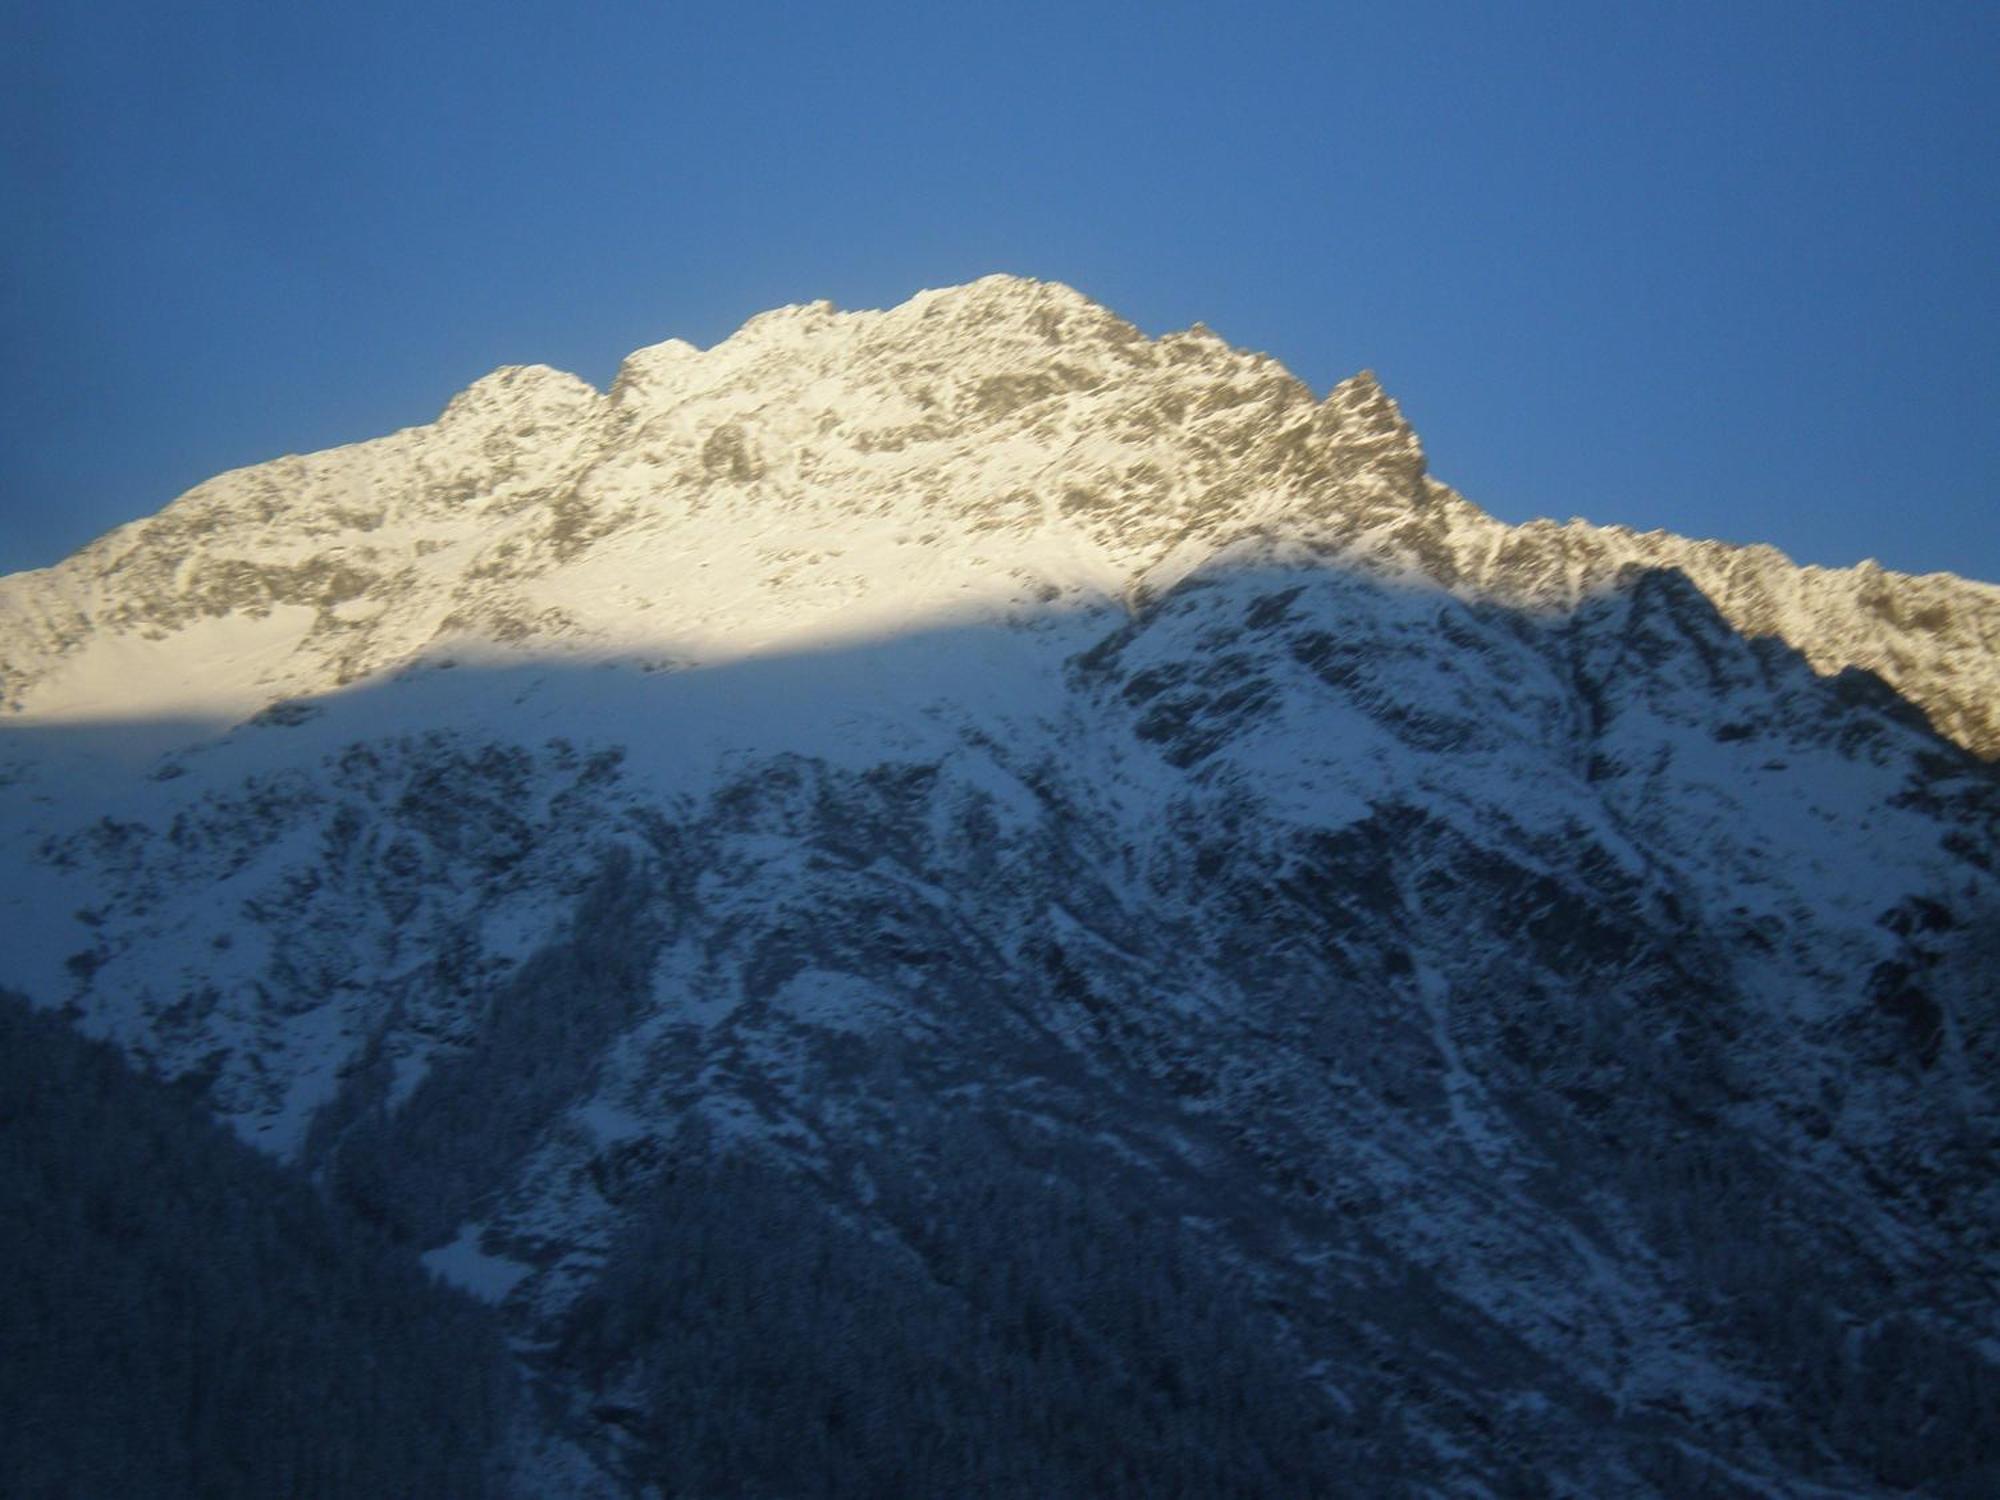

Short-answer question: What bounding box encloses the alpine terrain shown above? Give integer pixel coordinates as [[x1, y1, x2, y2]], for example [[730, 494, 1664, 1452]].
[[3, 276, 1997, 1497]]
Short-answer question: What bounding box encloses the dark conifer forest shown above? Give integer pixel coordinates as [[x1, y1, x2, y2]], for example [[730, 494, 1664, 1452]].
[[0, 993, 510, 1499]]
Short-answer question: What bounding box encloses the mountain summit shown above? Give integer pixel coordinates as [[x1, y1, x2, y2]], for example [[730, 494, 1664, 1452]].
[[2, 280, 1997, 1496], [4, 275, 1995, 755]]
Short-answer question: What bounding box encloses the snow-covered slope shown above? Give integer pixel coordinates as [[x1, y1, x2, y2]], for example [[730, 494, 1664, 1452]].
[[4, 275, 1995, 755], [3, 277, 1996, 1496]]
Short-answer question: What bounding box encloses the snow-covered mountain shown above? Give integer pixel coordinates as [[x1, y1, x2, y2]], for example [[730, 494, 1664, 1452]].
[[3, 276, 1996, 1496], [5, 275, 1995, 755]]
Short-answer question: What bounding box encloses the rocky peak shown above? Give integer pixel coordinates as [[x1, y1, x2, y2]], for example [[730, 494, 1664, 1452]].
[[2, 279, 1995, 762], [1315, 369, 1428, 492], [1323, 370, 1417, 449], [437, 364, 601, 431], [903, 273, 1119, 331]]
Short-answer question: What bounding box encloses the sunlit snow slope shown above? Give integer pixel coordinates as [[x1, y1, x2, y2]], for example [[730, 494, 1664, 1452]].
[[4, 275, 1995, 754]]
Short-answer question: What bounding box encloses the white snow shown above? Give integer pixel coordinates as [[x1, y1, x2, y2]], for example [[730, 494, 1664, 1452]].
[[423, 1221, 534, 1303]]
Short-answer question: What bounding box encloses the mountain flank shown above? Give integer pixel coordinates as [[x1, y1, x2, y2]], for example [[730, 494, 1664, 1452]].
[[2, 278, 1996, 1497]]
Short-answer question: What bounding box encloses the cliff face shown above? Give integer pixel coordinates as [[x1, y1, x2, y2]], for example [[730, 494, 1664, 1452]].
[[3, 279, 1996, 1496]]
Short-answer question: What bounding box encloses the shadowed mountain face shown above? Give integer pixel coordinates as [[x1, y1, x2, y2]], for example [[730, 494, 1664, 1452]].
[[0, 993, 512, 1500], [6, 558, 1997, 1496], [2, 280, 1997, 1496]]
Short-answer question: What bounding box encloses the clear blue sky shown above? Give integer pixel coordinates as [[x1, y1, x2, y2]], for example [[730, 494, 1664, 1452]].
[[5, 1, 1996, 582]]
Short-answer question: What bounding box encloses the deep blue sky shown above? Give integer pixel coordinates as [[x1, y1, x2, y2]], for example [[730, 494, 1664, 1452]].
[[5, 1, 1996, 581]]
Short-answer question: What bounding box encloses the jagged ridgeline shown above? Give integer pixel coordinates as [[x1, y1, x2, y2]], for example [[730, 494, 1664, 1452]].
[[2, 278, 1998, 1496], [3, 276, 1995, 758]]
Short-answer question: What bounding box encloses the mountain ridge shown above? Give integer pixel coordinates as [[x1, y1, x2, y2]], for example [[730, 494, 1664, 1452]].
[[3, 274, 1995, 757]]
